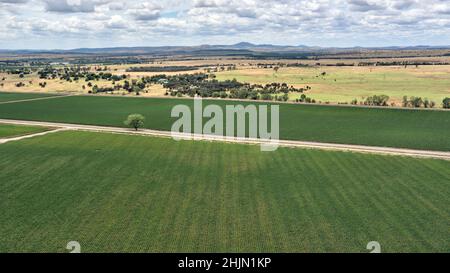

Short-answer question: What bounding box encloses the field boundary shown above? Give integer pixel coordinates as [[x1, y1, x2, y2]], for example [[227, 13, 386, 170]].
[[78, 94, 450, 112], [0, 94, 75, 105], [1, 118, 449, 160], [2, 91, 449, 111]]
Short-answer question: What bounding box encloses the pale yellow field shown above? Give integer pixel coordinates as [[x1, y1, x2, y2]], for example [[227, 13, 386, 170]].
[[118, 56, 450, 67], [1, 59, 450, 104], [215, 65, 450, 104]]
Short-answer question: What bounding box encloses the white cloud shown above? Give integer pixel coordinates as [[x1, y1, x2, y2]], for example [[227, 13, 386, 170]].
[[44, 0, 110, 13], [127, 1, 162, 21], [107, 1, 125, 11], [106, 15, 128, 29], [348, 0, 386, 12], [0, 0, 449, 49], [0, 0, 29, 3]]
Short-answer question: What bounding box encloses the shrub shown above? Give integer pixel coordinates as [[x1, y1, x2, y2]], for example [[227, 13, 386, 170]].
[[364, 95, 389, 106], [443, 98, 450, 109]]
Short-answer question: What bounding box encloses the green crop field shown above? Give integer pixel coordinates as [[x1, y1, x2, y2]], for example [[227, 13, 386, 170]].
[[0, 123, 48, 138], [0, 131, 448, 253], [0, 95, 449, 151], [0, 92, 58, 103], [215, 66, 450, 104]]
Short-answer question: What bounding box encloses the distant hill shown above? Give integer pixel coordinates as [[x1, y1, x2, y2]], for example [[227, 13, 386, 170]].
[[1, 43, 450, 58]]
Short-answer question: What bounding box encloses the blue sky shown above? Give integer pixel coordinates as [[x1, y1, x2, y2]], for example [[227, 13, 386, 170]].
[[1, 0, 450, 49]]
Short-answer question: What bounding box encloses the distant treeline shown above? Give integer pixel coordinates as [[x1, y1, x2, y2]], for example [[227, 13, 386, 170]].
[[358, 61, 450, 66], [346, 95, 450, 109], [72, 57, 152, 65], [288, 61, 450, 67], [126, 66, 204, 72], [249, 61, 450, 68]]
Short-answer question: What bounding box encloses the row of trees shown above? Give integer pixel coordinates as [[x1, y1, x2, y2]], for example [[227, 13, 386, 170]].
[[402, 96, 437, 108], [126, 66, 201, 72], [401, 97, 449, 109], [347, 96, 449, 109], [358, 61, 449, 67]]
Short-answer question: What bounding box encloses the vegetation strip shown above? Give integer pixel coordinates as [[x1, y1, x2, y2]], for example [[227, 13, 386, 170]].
[[0, 119, 449, 160]]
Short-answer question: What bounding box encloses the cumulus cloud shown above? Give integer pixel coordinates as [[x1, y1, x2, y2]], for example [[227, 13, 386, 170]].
[[390, 0, 417, 10], [131, 9, 160, 21], [193, 0, 220, 8], [0, 0, 449, 49], [108, 1, 125, 11], [434, 3, 450, 14], [348, 0, 386, 12], [0, 0, 29, 3], [127, 1, 161, 20], [106, 15, 128, 29], [44, 0, 110, 13]]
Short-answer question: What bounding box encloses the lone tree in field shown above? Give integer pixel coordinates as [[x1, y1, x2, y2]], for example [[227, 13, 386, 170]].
[[124, 114, 145, 131]]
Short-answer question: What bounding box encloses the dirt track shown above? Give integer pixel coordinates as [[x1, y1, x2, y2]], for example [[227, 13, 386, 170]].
[[0, 95, 73, 105], [0, 118, 449, 160], [0, 128, 66, 144]]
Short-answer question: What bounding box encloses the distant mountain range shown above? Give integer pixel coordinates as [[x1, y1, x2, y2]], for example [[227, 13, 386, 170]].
[[1, 42, 450, 56]]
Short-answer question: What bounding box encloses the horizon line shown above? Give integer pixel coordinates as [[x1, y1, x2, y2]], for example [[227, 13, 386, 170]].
[[1, 43, 450, 52]]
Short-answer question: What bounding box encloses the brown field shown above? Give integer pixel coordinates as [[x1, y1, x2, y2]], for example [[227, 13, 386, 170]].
[[1, 56, 450, 105], [0, 72, 167, 97]]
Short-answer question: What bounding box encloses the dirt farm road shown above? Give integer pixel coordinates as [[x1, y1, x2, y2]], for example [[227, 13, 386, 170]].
[[0, 118, 449, 161]]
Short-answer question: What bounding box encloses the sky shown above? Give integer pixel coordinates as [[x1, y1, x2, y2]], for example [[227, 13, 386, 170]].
[[0, 0, 450, 49]]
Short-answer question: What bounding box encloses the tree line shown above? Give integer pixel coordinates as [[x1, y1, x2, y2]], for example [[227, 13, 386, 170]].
[[126, 66, 202, 72]]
